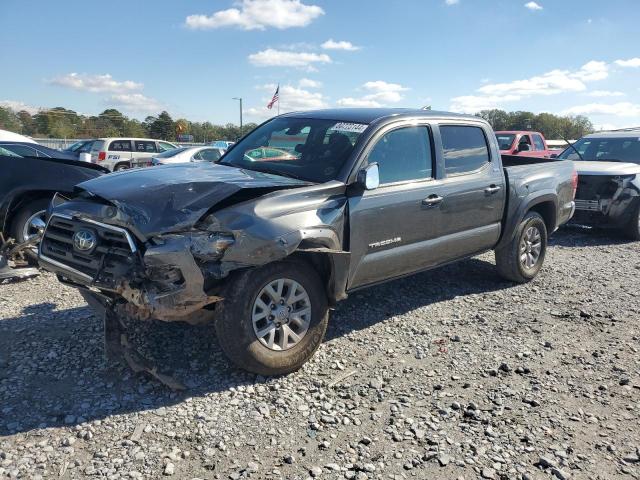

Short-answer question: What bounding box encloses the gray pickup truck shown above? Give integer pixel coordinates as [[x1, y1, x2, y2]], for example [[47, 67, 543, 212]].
[[38, 109, 576, 375]]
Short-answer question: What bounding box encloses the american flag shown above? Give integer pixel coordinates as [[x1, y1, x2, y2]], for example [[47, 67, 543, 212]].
[[267, 85, 279, 109]]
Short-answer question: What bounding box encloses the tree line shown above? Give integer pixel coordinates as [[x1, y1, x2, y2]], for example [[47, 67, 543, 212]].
[[0, 105, 595, 142], [0, 106, 258, 142], [476, 109, 594, 139]]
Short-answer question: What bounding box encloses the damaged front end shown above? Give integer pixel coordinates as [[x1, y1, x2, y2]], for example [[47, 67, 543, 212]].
[[572, 173, 640, 227], [38, 163, 348, 328]]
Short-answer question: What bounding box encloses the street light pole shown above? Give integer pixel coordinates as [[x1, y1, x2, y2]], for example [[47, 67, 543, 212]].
[[232, 97, 243, 137]]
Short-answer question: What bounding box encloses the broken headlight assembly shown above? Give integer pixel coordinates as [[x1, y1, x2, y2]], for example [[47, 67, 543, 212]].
[[149, 231, 235, 261]]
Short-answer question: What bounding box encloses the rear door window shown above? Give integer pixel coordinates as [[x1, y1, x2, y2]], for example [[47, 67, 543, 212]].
[[532, 134, 545, 151], [367, 126, 433, 184], [134, 140, 157, 153], [109, 140, 132, 152], [158, 141, 176, 152], [440, 125, 490, 175]]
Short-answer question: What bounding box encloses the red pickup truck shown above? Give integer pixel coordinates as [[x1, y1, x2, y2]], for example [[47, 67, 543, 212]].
[[495, 131, 554, 158]]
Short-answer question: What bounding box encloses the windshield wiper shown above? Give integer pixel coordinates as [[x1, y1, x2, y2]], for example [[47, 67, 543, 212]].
[[562, 136, 584, 161]]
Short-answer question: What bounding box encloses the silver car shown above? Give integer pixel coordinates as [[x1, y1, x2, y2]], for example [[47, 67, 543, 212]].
[[143, 146, 225, 166]]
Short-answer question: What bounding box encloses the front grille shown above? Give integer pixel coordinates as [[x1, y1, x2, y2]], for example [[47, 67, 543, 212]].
[[574, 199, 601, 212], [576, 176, 619, 200], [40, 214, 137, 286]]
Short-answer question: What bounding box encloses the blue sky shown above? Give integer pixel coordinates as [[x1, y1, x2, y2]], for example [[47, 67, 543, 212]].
[[1, 0, 639, 129]]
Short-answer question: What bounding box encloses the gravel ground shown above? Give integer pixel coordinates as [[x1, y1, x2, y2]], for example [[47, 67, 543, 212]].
[[1, 226, 639, 480]]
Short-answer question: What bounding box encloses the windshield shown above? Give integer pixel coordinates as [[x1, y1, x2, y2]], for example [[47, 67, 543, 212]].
[[495, 134, 516, 150], [0, 146, 21, 157], [557, 136, 640, 163], [220, 117, 367, 182], [156, 147, 188, 158]]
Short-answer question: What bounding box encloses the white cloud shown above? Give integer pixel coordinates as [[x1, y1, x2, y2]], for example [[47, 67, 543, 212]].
[[108, 93, 164, 114], [524, 1, 543, 10], [451, 61, 612, 113], [246, 83, 327, 119], [298, 78, 322, 88], [0, 100, 40, 115], [615, 57, 640, 68], [561, 102, 640, 117], [337, 80, 409, 108], [248, 49, 331, 69], [445, 0, 459, 5], [336, 97, 384, 108], [586, 90, 625, 97], [321, 39, 360, 51], [185, 0, 323, 30], [49, 73, 143, 93]]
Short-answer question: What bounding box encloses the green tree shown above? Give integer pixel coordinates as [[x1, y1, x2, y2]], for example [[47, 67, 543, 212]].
[[0, 107, 21, 132], [148, 111, 175, 140]]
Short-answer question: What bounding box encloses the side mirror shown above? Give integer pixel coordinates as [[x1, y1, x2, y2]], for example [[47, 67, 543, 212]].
[[549, 153, 558, 159], [357, 163, 380, 190], [518, 143, 531, 152]]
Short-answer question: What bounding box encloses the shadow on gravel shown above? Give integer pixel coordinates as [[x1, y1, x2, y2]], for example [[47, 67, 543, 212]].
[[550, 225, 632, 248], [0, 228, 607, 436]]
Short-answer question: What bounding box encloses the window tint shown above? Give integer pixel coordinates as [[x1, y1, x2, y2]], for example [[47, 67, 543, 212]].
[[368, 127, 432, 184], [519, 135, 532, 146], [109, 140, 132, 152], [441, 126, 490, 175], [532, 134, 545, 151], [200, 148, 221, 161], [134, 140, 157, 153]]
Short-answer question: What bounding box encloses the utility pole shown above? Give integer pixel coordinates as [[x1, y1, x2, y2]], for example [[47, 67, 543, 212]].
[[232, 97, 243, 137]]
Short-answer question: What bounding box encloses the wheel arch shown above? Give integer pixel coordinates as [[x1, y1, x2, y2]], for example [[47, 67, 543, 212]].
[[2, 190, 57, 235], [290, 244, 350, 306]]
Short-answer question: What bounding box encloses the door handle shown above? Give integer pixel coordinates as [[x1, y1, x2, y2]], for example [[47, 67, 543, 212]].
[[485, 185, 501, 194], [422, 195, 443, 207]]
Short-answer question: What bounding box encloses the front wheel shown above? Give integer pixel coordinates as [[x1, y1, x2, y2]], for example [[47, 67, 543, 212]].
[[214, 260, 329, 375], [623, 202, 640, 241], [495, 211, 547, 283]]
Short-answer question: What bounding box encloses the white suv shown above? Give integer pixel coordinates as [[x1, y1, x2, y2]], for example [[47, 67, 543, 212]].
[[90, 138, 178, 171]]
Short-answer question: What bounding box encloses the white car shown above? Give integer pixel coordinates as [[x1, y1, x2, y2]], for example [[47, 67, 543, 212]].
[[148, 146, 225, 166], [90, 138, 178, 171], [0, 129, 35, 143]]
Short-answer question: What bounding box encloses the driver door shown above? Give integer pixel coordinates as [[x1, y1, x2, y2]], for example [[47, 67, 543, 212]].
[[348, 124, 443, 289]]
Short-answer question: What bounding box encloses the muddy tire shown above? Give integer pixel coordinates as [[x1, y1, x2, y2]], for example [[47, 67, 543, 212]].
[[623, 202, 640, 241], [495, 211, 547, 283], [214, 259, 329, 376]]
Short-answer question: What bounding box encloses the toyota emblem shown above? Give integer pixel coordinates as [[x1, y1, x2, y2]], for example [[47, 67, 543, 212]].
[[73, 230, 97, 252]]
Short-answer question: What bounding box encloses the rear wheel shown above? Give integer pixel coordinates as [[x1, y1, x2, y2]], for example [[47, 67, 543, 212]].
[[495, 211, 547, 283], [214, 260, 329, 376], [623, 203, 640, 240], [114, 162, 130, 171]]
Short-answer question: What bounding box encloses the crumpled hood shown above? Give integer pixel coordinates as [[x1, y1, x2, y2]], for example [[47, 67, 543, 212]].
[[574, 161, 640, 176], [74, 162, 308, 239]]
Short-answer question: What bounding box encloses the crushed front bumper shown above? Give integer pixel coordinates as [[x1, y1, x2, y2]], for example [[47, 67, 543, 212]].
[[39, 213, 224, 323]]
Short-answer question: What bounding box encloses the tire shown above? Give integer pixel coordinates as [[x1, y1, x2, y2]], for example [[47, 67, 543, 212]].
[[114, 162, 130, 171], [623, 203, 640, 241], [214, 259, 329, 376], [495, 211, 547, 283], [8, 197, 51, 263]]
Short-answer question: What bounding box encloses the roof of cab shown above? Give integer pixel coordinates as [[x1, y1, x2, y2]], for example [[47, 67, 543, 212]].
[[281, 108, 478, 124], [583, 128, 640, 139]]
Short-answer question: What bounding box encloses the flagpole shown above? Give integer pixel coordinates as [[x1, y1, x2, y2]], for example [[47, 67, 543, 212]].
[[277, 83, 280, 116]]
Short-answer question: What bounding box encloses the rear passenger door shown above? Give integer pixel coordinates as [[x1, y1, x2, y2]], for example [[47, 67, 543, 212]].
[[434, 124, 506, 263], [133, 140, 158, 163], [107, 140, 133, 166]]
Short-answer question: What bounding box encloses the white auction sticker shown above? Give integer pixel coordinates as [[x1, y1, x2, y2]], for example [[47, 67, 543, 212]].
[[330, 122, 368, 133]]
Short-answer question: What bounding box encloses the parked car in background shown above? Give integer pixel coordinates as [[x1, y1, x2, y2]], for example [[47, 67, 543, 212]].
[[63, 139, 96, 159], [210, 140, 235, 150], [495, 131, 554, 158], [90, 138, 178, 171], [39, 108, 576, 375], [556, 129, 640, 239], [0, 151, 107, 258], [139, 146, 225, 167], [0, 129, 35, 143], [0, 141, 79, 160]]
